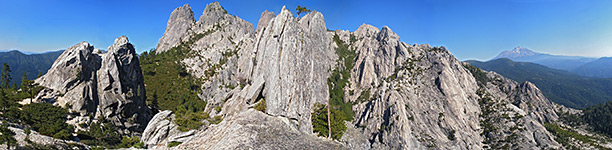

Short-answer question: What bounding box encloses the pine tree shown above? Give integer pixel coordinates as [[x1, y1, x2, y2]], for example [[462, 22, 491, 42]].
[[0, 124, 17, 150], [0, 89, 8, 112], [1, 63, 11, 89], [295, 5, 311, 19], [21, 72, 27, 88], [20, 72, 36, 101]]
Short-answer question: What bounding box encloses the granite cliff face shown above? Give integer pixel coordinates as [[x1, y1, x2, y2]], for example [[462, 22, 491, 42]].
[[140, 2, 604, 150], [156, 4, 196, 53], [34, 36, 152, 135]]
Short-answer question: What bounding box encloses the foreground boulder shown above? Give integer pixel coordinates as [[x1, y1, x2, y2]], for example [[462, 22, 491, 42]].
[[174, 109, 343, 150]]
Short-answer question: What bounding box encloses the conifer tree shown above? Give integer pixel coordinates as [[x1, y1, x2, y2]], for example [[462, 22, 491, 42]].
[[1, 63, 11, 89]]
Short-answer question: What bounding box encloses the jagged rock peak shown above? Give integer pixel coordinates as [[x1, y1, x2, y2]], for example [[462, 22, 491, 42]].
[[355, 23, 380, 38], [35, 41, 96, 92], [246, 4, 332, 134], [108, 35, 129, 52], [155, 3, 195, 53], [256, 10, 275, 34], [377, 26, 400, 42], [198, 1, 228, 25]]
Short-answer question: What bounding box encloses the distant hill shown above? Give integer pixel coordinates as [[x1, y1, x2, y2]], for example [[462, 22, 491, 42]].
[[571, 57, 612, 78], [466, 58, 612, 108], [0, 50, 64, 87], [493, 46, 596, 71]]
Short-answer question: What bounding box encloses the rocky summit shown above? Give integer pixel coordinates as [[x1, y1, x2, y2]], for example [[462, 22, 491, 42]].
[[7, 1, 611, 150], [35, 36, 152, 136]]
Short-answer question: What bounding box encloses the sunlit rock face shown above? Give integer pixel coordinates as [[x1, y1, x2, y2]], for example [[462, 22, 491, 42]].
[[35, 36, 152, 136]]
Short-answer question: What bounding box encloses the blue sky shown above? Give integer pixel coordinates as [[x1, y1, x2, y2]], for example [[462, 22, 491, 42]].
[[1, 0, 611, 60]]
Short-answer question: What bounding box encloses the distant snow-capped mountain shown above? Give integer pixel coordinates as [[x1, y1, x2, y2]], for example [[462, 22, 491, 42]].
[[493, 46, 596, 71]]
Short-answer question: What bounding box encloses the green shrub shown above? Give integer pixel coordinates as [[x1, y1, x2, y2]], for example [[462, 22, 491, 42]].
[[168, 141, 182, 147], [209, 115, 223, 124], [76, 119, 123, 148], [254, 98, 266, 112], [357, 89, 372, 103], [311, 103, 347, 140], [117, 136, 143, 148], [174, 106, 209, 132], [20, 103, 73, 140], [463, 64, 490, 87], [544, 123, 596, 149], [0, 124, 17, 149], [140, 38, 209, 132], [328, 33, 356, 122], [583, 101, 612, 138], [215, 106, 222, 112]]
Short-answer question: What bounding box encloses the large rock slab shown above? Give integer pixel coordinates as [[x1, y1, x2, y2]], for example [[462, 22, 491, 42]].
[[141, 110, 195, 148], [249, 6, 336, 134], [170, 109, 345, 150]]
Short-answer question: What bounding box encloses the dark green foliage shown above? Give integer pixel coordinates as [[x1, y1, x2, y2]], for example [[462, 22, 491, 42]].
[[0, 89, 24, 124], [140, 28, 220, 132], [582, 101, 612, 138], [467, 58, 612, 108], [312, 33, 356, 140], [209, 115, 223, 124], [295, 5, 311, 18], [254, 98, 266, 112], [543, 123, 609, 150], [140, 47, 205, 113], [76, 120, 123, 148], [557, 109, 584, 127], [214, 106, 222, 112], [328, 33, 356, 121], [463, 63, 490, 87], [20, 103, 73, 140], [357, 89, 372, 103], [311, 103, 347, 140], [174, 106, 209, 132], [0, 89, 11, 111], [477, 91, 500, 148], [2, 63, 12, 88], [0, 50, 63, 87], [0, 124, 17, 149], [20, 72, 39, 100], [168, 141, 182, 147], [118, 136, 144, 148], [20, 142, 58, 150]]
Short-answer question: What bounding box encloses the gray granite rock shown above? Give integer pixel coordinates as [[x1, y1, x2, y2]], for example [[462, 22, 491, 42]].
[[35, 36, 152, 136], [156, 4, 195, 53], [171, 109, 345, 150], [141, 110, 196, 148], [255, 10, 275, 34], [0, 122, 88, 150], [249, 7, 335, 134]]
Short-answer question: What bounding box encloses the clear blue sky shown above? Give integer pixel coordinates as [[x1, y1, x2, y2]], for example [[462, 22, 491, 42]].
[[1, 0, 612, 60]]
